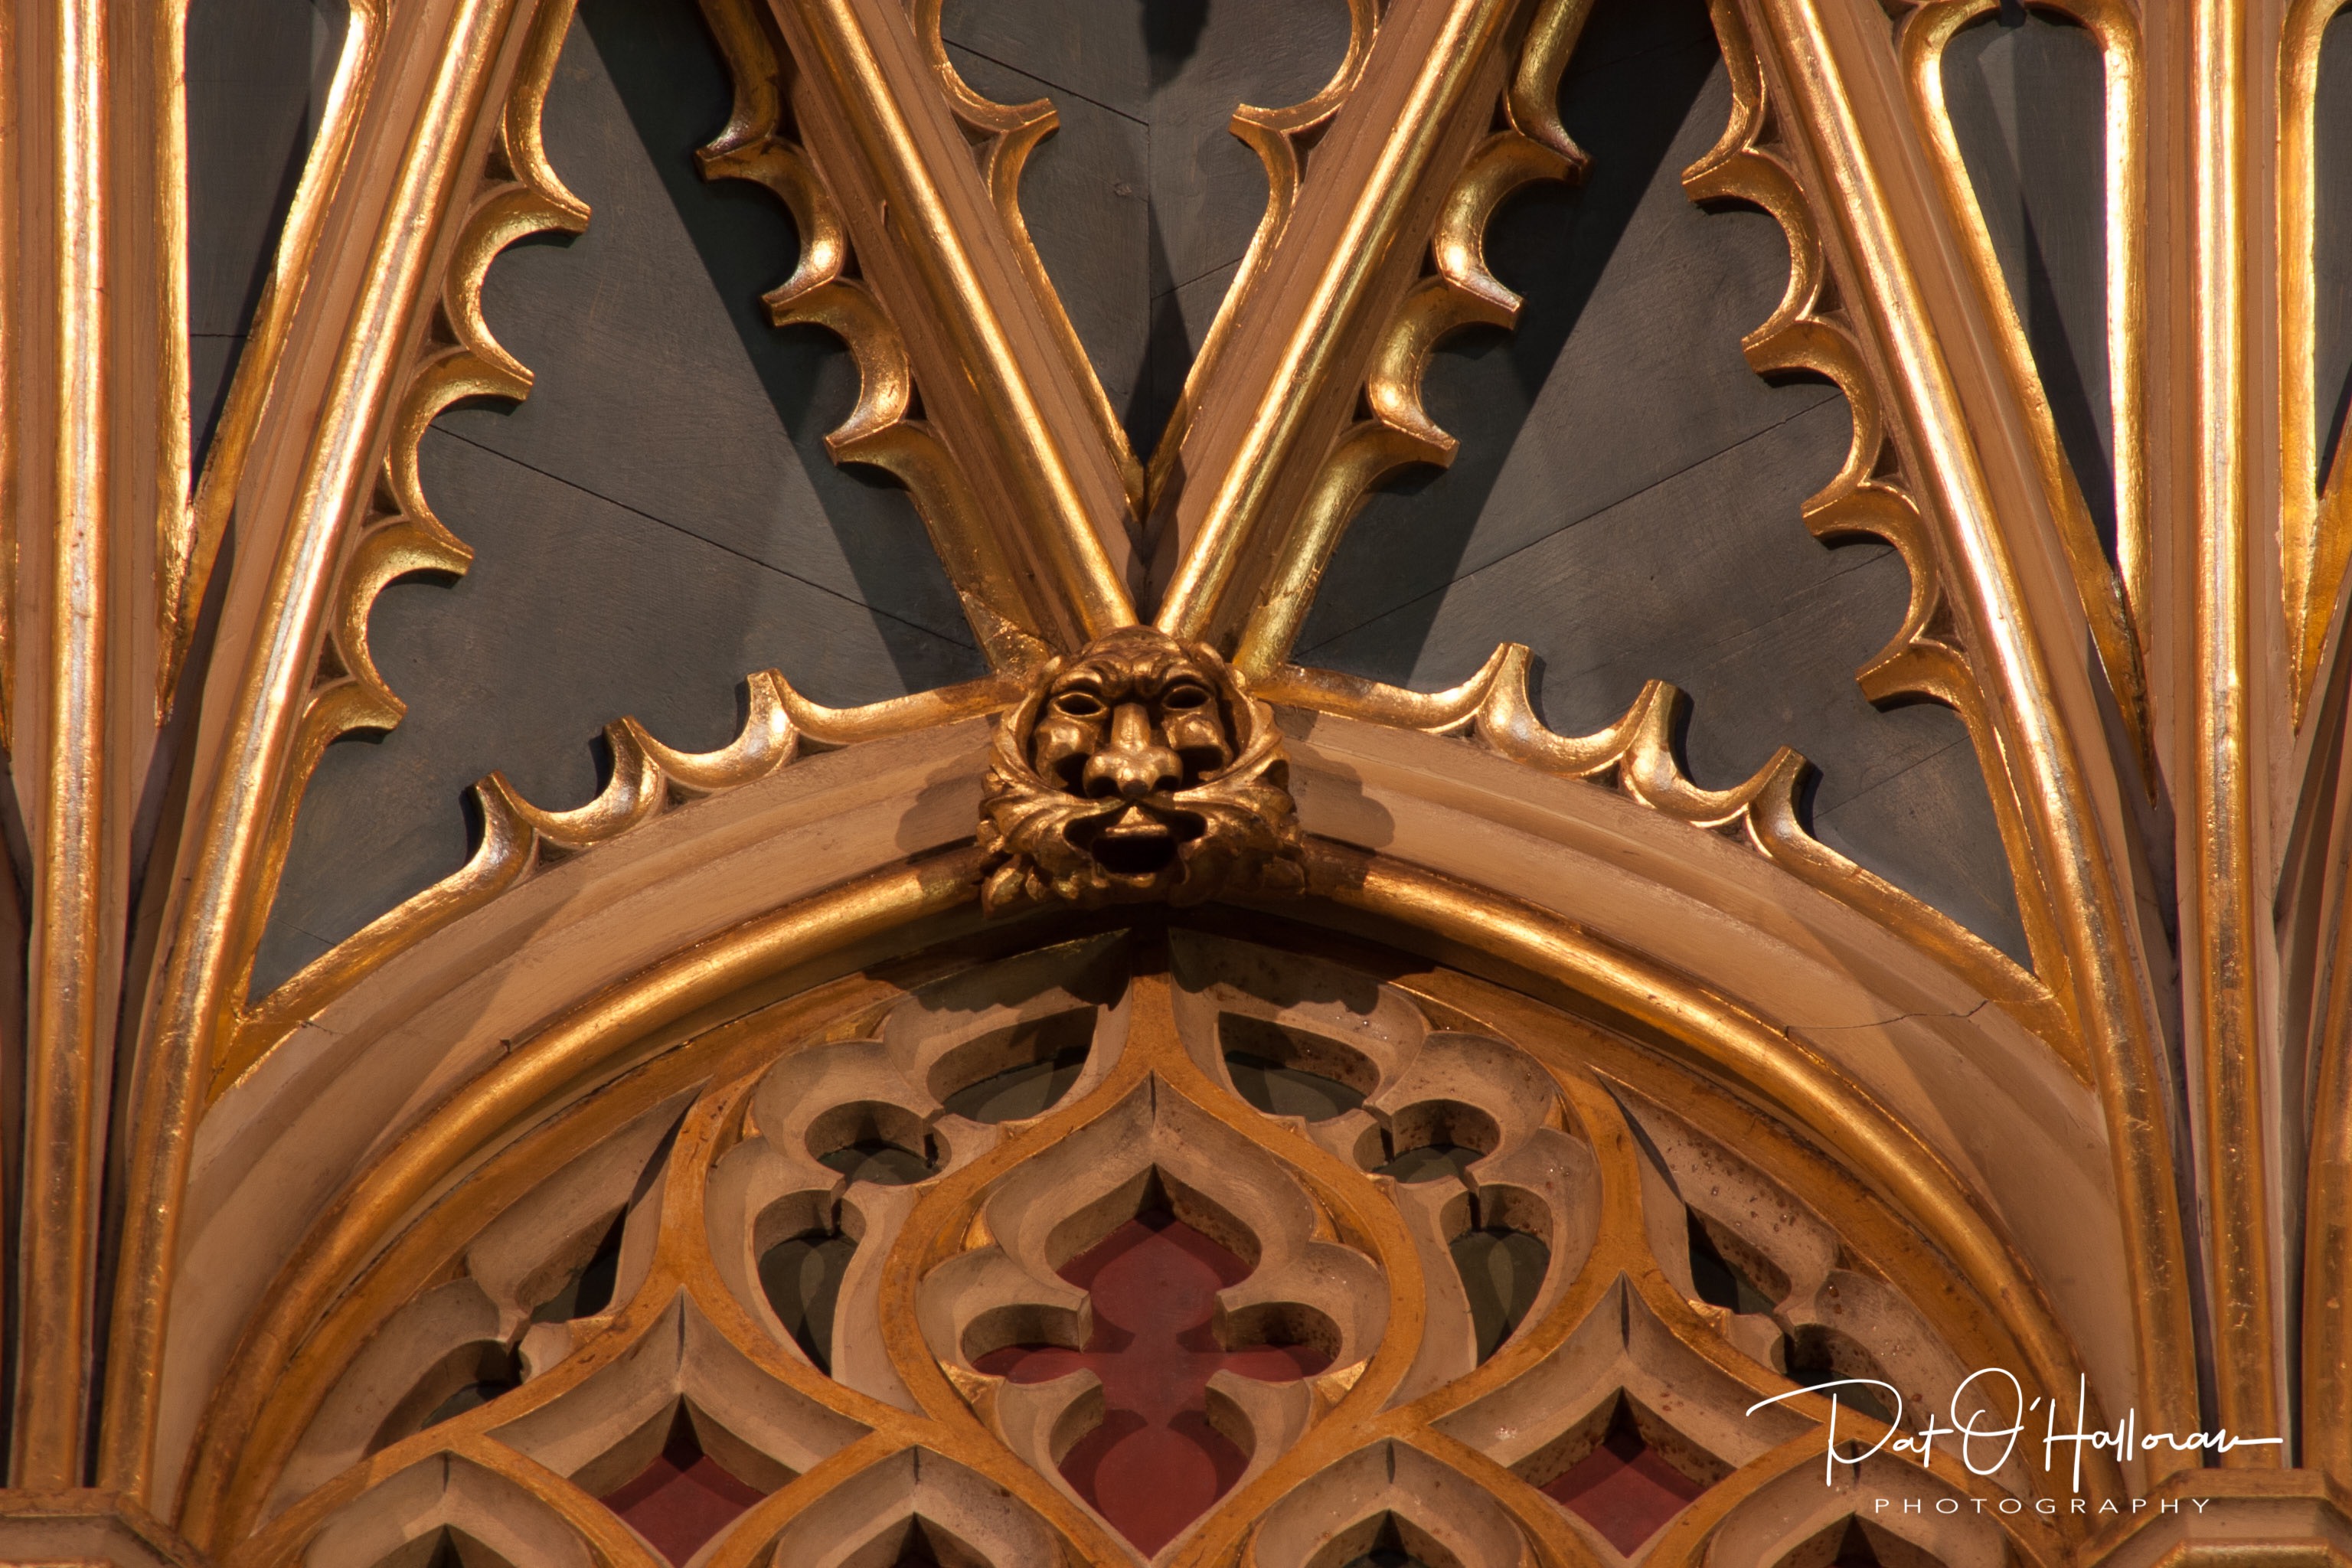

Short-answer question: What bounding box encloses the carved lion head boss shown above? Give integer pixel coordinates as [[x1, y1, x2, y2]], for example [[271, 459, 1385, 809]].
[[978, 626, 1307, 911]]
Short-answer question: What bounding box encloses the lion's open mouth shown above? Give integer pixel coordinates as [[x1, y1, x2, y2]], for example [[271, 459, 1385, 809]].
[[1079, 803, 1204, 878]]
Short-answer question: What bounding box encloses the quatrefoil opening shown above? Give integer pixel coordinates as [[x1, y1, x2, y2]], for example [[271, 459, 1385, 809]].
[[918, 1079, 1385, 1557]]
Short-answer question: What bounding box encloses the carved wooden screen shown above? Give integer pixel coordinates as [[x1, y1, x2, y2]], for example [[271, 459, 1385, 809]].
[[5, 0, 2352, 1560], [204, 919, 2068, 1568]]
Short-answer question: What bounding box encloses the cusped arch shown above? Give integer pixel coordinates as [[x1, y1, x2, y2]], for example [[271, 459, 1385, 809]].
[[162, 729, 2126, 1566]]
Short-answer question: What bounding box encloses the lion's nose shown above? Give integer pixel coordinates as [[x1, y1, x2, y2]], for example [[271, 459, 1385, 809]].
[[1082, 703, 1182, 800]]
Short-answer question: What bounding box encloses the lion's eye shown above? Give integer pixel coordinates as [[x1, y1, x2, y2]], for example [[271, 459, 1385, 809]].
[[1052, 691, 1106, 719], [1161, 683, 1210, 712]]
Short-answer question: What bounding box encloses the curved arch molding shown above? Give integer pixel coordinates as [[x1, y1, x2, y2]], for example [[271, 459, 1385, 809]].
[[159, 720, 2129, 1538]]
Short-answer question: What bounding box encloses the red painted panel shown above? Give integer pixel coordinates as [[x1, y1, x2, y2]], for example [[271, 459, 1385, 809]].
[[1540, 1406, 1709, 1556], [977, 1212, 1329, 1556], [600, 1413, 767, 1565]]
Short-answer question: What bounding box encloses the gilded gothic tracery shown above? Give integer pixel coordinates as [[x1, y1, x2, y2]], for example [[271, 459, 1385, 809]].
[[198, 925, 2076, 1568], [3, 0, 2352, 1560]]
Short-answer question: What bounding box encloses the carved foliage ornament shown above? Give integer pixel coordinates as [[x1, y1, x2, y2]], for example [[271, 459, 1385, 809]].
[[978, 626, 1307, 913]]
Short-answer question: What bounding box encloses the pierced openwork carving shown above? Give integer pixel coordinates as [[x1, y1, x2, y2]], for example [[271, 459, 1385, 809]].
[[34, 0, 2325, 1509], [978, 628, 1308, 913], [192, 919, 2089, 1568]]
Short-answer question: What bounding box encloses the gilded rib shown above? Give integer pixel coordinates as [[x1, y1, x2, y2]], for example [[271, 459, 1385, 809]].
[[1155, 0, 1540, 644], [1147, 0, 1382, 509], [1222, 6, 1590, 671], [1684, 0, 2077, 1014], [14, 0, 119, 1485], [1898, 0, 2152, 778], [2280, 0, 2352, 730], [2186, 0, 2282, 1465], [160, 0, 383, 714], [1254, 0, 2076, 1062], [223, 664, 1024, 1096], [768, 0, 1138, 642], [98, 0, 575, 1500], [697, 0, 1054, 670], [910, 0, 1142, 510], [1736, 0, 2200, 1470], [220, 0, 593, 1045], [221, 0, 1052, 1104]]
